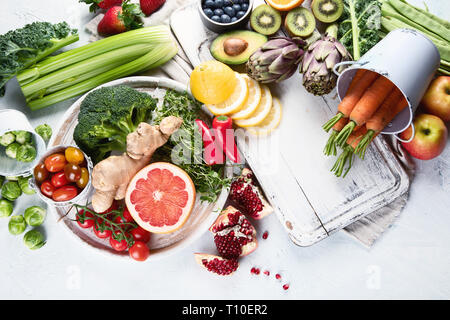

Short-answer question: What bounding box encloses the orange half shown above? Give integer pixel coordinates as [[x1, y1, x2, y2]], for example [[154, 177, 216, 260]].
[[266, 0, 305, 11]]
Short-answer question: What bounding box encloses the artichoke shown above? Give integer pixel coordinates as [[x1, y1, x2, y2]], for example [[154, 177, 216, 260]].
[[246, 37, 306, 84], [301, 24, 352, 96]]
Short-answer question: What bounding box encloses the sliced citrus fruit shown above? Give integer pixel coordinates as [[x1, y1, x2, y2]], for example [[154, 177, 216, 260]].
[[266, 0, 305, 11], [190, 60, 237, 105], [206, 73, 249, 115], [125, 162, 196, 234], [247, 98, 283, 136], [230, 75, 262, 120], [234, 85, 272, 127]]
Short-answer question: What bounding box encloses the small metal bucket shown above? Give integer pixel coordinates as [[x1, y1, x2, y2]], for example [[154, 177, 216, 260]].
[[333, 29, 440, 141], [0, 109, 47, 177]]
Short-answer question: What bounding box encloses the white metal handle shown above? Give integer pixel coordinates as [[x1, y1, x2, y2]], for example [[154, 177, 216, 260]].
[[394, 124, 415, 143], [333, 61, 369, 77]]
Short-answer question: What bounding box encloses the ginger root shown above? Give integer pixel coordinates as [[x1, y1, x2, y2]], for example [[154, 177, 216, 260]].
[[91, 116, 183, 213]]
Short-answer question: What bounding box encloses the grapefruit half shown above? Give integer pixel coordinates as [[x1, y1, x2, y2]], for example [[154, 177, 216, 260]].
[[125, 162, 196, 234]]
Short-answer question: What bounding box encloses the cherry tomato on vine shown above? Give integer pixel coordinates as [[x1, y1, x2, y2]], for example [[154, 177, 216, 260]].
[[76, 210, 95, 229], [93, 221, 112, 239], [129, 241, 150, 261], [76, 168, 89, 189], [44, 153, 67, 173], [51, 171, 69, 188], [64, 163, 82, 182], [52, 185, 78, 202], [109, 230, 130, 252], [34, 163, 49, 184], [40, 181, 55, 198], [65, 147, 85, 165], [131, 226, 151, 243], [114, 207, 134, 224]]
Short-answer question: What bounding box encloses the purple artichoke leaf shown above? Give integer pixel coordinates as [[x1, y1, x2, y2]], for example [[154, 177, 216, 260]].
[[268, 56, 296, 75], [301, 52, 315, 73], [258, 49, 283, 64], [276, 67, 297, 82], [262, 38, 292, 50], [325, 50, 340, 69]]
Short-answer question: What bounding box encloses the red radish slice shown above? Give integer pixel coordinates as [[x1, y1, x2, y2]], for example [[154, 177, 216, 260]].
[[125, 162, 196, 234]]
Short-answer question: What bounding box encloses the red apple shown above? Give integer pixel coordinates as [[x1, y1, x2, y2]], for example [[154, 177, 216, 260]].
[[400, 114, 448, 160], [421, 76, 450, 122]]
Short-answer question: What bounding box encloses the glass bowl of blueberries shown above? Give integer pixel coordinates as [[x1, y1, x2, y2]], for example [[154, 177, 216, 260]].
[[198, 0, 253, 33]]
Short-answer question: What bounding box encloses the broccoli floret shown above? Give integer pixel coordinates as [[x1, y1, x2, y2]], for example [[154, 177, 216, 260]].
[[73, 85, 156, 163], [0, 21, 78, 96]]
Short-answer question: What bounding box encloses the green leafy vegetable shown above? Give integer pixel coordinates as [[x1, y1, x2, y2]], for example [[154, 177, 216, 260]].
[[153, 90, 230, 202], [0, 21, 78, 96], [23, 230, 46, 250], [24, 206, 46, 226], [73, 85, 157, 163], [338, 0, 382, 60], [35, 124, 52, 141], [9, 215, 27, 235], [0, 199, 13, 218]]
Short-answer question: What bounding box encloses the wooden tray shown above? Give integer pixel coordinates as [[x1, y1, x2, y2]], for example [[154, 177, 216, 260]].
[[170, 1, 410, 246], [49, 76, 232, 260]]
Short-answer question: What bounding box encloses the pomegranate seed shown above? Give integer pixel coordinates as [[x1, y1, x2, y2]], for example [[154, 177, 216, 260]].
[[252, 267, 260, 275], [250, 267, 256, 274], [283, 284, 290, 290], [262, 231, 269, 239], [264, 270, 270, 276], [275, 274, 281, 280]]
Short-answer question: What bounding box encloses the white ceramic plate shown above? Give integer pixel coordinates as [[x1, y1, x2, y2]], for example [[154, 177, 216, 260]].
[[48, 76, 232, 261]]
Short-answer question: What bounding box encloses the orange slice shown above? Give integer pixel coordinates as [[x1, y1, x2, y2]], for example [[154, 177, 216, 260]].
[[266, 0, 305, 11]]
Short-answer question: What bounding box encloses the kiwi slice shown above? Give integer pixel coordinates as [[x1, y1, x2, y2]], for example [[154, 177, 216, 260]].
[[285, 7, 316, 38], [311, 0, 344, 23], [250, 4, 282, 36]]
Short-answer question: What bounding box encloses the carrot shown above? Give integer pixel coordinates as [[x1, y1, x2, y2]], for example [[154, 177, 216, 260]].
[[354, 89, 408, 159], [335, 75, 396, 147], [322, 70, 378, 132], [331, 126, 368, 178], [324, 117, 349, 156]]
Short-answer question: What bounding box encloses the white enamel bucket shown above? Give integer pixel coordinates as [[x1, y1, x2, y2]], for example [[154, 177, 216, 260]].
[[333, 29, 440, 142]]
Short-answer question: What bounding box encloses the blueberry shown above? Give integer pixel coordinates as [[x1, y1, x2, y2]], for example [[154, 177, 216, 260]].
[[223, 0, 233, 5], [241, 3, 249, 11], [204, 0, 215, 9], [203, 8, 214, 18], [231, 16, 238, 22], [236, 10, 246, 19], [211, 15, 221, 22], [214, 8, 224, 16], [214, 0, 224, 8], [221, 14, 231, 23], [234, 0, 242, 3], [232, 4, 241, 12], [224, 6, 235, 17]]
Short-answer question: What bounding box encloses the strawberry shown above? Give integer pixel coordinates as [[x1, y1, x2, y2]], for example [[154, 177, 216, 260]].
[[97, 0, 144, 35], [139, 0, 166, 16], [80, 0, 124, 12]]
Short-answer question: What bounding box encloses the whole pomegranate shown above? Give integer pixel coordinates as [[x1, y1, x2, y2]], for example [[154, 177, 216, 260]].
[[209, 206, 258, 259], [194, 253, 238, 276], [229, 168, 273, 219]]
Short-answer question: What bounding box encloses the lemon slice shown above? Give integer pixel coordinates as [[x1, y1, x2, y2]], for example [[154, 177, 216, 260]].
[[230, 75, 262, 120], [206, 73, 248, 116], [247, 98, 283, 136], [234, 85, 272, 127]]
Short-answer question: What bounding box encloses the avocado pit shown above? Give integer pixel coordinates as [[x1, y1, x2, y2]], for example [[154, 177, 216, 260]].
[[223, 38, 249, 57]]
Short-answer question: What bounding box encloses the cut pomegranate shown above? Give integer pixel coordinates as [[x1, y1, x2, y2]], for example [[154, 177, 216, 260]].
[[229, 168, 273, 219], [209, 206, 258, 259], [194, 253, 238, 276]]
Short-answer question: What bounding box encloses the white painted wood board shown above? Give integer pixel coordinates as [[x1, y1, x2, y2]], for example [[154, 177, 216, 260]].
[[170, 1, 410, 246]]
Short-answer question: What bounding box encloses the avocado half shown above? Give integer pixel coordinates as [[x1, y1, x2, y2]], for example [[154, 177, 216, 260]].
[[210, 30, 268, 65]]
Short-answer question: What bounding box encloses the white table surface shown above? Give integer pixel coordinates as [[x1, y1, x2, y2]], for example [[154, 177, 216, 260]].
[[0, 0, 449, 300]]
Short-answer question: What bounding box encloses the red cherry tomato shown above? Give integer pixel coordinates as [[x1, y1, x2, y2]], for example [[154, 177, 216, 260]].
[[76, 210, 94, 229], [44, 153, 67, 173], [52, 185, 78, 202], [51, 171, 69, 188], [93, 220, 112, 239], [64, 163, 82, 182], [129, 241, 150, 261], [34, 163, 49, 184], [40, 181, 55, 198], [131, 226, 151, 243], [114, 207, 134, 224], [109, 231, 129, 252]]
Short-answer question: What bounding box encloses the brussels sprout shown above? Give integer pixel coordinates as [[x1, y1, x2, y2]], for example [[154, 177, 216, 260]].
[[14, 131, 32, 144], [8, 215, 27, 235], [0, 176, 4, 186], [0, 199, 13, 218], [6, 176, 19, 181], [24, 206, 46, 226], [18, 176, 36, 195], [35, 124, 52, 142], [2, 181, 22, 201], [0, 132, 15, 146], [16, 144, 37, 162], [5, 142, 20, 159], [23, 229, 46, 250]]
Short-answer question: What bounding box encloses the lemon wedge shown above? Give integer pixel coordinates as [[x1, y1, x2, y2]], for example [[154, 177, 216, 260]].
[[206, 73, 249, 115], [234, 85, 272, 127]]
